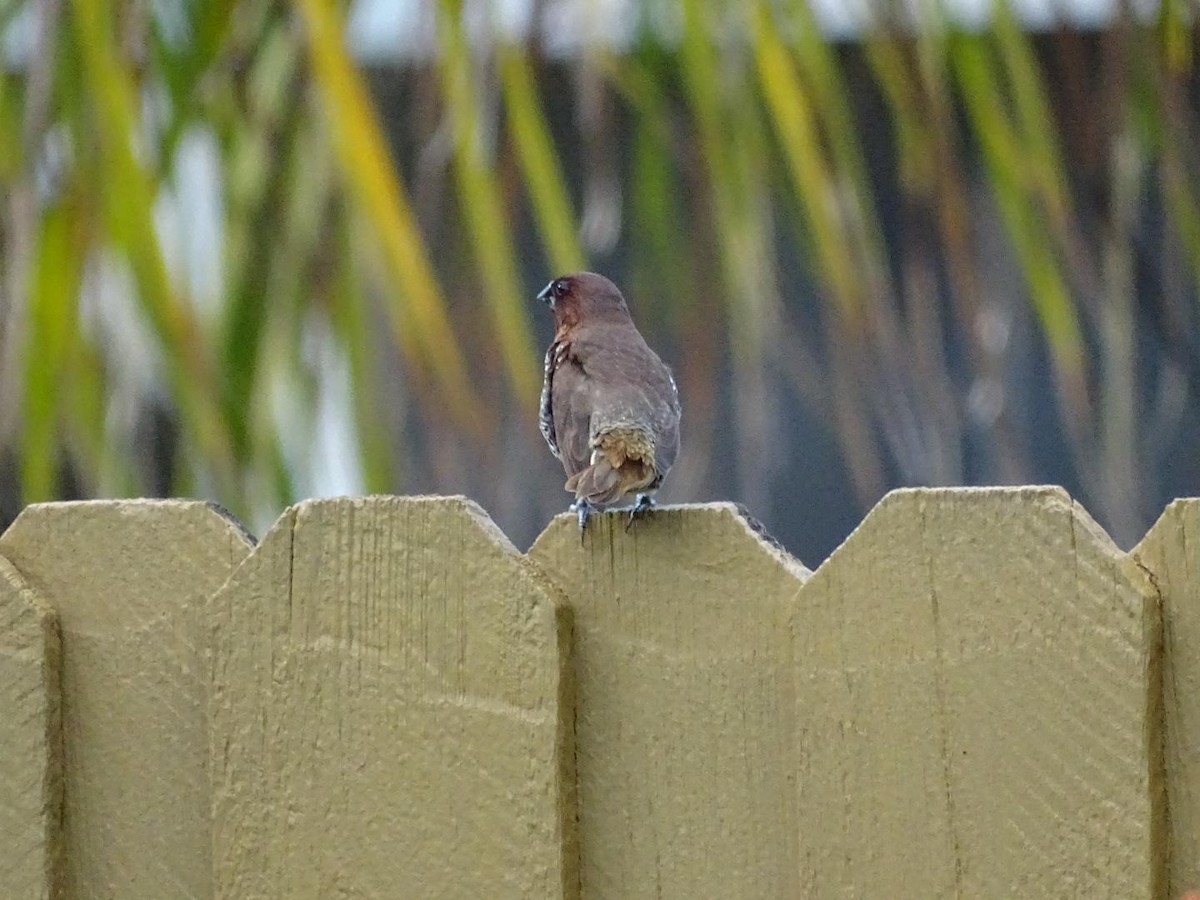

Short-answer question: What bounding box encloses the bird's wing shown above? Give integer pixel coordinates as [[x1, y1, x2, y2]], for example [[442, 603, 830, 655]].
[[544, 339, 595, 476], [573, 325, 680, 469], [655, 368, 681, 474], [539, 341, 564, 459]]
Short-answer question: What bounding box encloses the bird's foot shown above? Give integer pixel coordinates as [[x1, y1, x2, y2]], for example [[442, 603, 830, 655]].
[[625, 493, 656, 532], [570, 499, 596, 541]]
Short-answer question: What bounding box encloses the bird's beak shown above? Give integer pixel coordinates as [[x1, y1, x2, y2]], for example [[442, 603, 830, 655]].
[[537, 281, 555, 307]]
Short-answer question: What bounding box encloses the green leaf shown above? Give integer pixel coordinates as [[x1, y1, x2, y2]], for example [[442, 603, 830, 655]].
[[435, 1, 539, 405], [498, 43, 585, 274], [21, 201, 81, 501], [69, 0, 237, 490], [292, 0, 488, 432]]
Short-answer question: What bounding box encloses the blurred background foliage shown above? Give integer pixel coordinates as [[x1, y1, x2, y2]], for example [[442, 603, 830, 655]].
[[0, 0, 1198, 561]]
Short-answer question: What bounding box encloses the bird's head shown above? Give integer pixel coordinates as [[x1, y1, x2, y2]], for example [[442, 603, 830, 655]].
[[537, 272, 631, 330]]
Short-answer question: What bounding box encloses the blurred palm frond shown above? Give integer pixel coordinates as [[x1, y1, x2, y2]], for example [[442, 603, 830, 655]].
[[1, 0, 1198, 555]]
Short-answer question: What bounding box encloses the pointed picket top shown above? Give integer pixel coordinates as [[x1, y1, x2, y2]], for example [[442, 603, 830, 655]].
[[0, 499, 256, 632], [531, 500, 809, 581], [0, 499, 256, 900], [209, 495, 575, 899], [1133, 497, 1200, 898], [0, 555, 62, 900], [529, 502, 810, 899], [796, 486, 1161, 897]]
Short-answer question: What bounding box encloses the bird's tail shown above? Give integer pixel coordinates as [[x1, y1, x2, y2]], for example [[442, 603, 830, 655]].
[[564, 428, 657, 505], [564, 460, 624, 505]]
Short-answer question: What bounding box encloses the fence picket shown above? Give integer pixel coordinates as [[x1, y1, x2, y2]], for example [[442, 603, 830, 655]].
[[1134, 499, 1200, 899], [796, 487, 1161, 896], [0, 556, 61, 900], [528, 503, 811, 899], [0, 500, 255, 899], [208, 496, 575, 899]]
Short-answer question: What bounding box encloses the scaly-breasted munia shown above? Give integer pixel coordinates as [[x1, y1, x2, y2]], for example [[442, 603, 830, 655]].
[[537, 272, 681, 532]]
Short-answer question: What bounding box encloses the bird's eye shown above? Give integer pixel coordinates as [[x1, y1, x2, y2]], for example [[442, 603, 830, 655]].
[[553, 280, 568, 298]]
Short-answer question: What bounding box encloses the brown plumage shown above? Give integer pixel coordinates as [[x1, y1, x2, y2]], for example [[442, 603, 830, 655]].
[[537, 272, 681, 532]]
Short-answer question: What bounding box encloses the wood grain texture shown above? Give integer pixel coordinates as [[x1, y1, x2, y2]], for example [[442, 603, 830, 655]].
[[528, 503, 811, 899], [0, 555, 62, 900], [209, 496, 574, 900], [0, 500, 255, 900], [798, 487, 1161, 897], [1133, 498, 1200, 899]]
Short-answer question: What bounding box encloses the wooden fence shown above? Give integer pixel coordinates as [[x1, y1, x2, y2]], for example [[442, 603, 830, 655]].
[[1, 486, 1196, 899]]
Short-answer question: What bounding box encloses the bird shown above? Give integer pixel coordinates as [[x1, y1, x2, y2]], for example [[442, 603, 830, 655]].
[[537, 271, 681, 534]]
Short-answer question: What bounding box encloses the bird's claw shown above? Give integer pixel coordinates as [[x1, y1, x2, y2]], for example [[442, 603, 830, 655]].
[[625, 494, 655, 532], [570, 499, 595, 541]]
